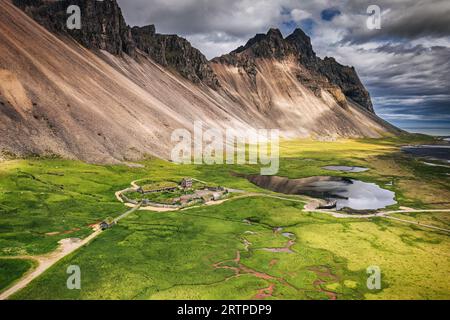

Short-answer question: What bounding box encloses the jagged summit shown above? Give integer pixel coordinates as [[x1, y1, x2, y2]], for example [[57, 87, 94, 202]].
[[230, 28, 292, 59], [131, 25, 219, 88], [267, 27, 284, 37], [14, 0, 372, 111], [14, 0, 136, 56], [225, 27, 315, 62], [285, 28, 316, 63], [13, 0, 219, 88], [233, 28, 284, 54], [214, 27, 373, 112]]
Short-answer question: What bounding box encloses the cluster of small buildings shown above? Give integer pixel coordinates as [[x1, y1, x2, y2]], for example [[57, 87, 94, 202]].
[[174, 178, 227, 205], [123, 178, 228, 209], [137, 185, 177, 194]]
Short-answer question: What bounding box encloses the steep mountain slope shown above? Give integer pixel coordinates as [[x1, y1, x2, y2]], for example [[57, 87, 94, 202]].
[[212, 28, 373, 113], [210, 28, 398, 137], [13, 0, 219, 88], [131, 25, 220, 88], [0, 0, 250, 162], [0, 0, 399, 163]]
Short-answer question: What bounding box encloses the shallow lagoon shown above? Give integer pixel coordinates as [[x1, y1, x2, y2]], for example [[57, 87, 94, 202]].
[[248, 175, 396, 211]]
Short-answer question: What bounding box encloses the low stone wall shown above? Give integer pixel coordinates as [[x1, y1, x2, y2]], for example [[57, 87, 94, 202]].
[[141, 199, 204, 209], [141, 187, 178, 194], [120, 192, 139, 205], [141, 201, 180, 209]]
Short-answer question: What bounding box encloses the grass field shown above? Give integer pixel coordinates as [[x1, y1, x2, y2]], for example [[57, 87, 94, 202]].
[[0, 259, 36, 293], [1, 136, 449, 299]]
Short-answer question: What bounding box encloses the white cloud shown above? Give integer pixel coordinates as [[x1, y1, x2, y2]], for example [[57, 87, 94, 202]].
[[290, 9, 311, 22]]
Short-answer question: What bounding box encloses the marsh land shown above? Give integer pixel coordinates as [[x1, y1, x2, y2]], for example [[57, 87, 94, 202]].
[[0, 136, 449, 300]]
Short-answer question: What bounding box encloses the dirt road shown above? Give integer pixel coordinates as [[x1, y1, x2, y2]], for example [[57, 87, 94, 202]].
[[0, 205, 140, 300], [0, 231, 100, 300]]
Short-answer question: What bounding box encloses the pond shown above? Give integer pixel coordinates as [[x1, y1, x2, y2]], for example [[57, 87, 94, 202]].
[[322, 166, 369, 173], [247, 175, 396, 211]]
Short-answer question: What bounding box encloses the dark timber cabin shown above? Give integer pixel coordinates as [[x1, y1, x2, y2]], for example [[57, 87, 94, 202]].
[[181, 178, 193, 189]]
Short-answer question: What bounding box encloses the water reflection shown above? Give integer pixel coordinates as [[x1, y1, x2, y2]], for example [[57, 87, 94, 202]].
[[248, 175, 396, 211], [322, 166, 369, 173]]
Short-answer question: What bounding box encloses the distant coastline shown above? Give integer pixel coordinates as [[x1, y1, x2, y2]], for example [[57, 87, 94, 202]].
[[402, 128, 450, 137]]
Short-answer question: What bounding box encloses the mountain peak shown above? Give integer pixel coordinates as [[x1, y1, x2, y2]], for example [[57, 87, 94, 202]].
[[228, 28, 290, 58], [214, 27, 374, 112], [230, 28, 284, 55], [132, 24, 156, 36], [285, 28, 316, 62], [266, 28, 283, 38], [288, 28, 310, 40], [131, 25, 220, 88], [228, 27, 316, 60], [14, 0, 136, 56]]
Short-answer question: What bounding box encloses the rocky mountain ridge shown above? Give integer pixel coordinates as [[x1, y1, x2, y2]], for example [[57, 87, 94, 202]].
[[13, 0, 219, 88], [131, 25, 219, 88], [14, 0, 372, 111], [0, 0, 400, 163], [214, 28, 373, 112]]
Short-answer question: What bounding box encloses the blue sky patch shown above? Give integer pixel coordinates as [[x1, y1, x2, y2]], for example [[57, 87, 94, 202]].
[[321, 8, 341, 21]]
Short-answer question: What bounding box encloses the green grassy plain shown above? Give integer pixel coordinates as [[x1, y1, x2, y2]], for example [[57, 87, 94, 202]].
[[1, 136, 449, 299], [0, 259, 36, 293]]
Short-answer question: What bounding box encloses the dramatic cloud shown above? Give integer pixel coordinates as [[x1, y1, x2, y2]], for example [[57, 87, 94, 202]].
[[117, 0, 450, 135], [342, 0, 450, 44]]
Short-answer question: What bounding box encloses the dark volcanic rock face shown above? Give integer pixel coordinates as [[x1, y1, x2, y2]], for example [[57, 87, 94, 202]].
[[285, 28, 318, 68], [233, 28, 291, 59], [318, 57, 374, 112], [13, 0, 135, 56], [13, 0, 218, 88], [131, 26, 219, 88], [214, 28, 374, 112]]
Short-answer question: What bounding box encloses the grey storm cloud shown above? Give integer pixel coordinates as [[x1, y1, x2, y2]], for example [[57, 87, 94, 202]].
[[118, 0, 293, 38], [117, 0, 302, 58], [343, 0, 450, 44], [116, 0, 450, 134], [365, 45, 450, 96]]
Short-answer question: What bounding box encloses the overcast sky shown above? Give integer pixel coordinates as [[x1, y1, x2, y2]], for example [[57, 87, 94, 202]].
[[117, 0, 450, 135]]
